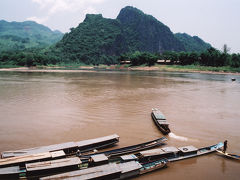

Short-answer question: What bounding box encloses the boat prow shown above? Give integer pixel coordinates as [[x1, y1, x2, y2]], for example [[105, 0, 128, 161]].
[[216, 150, 240, 160]]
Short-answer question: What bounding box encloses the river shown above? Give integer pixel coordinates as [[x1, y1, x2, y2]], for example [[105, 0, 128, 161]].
[[0, 70, 239, 179]]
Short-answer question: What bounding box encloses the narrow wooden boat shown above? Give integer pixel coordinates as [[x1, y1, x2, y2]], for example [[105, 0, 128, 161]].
[[40, 159, 168, 180], [0, 137, 167, 179], [216, 150, 240, 160], [151, 108, 170, 135], [138, 142, 223, 162], [1, 134, 119, 158], [80, 137, 167, 159]]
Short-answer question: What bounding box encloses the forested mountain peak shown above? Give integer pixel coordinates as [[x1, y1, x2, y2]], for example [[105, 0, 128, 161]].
[[0, 20, 63, 52], [175, 33, 211, 52]]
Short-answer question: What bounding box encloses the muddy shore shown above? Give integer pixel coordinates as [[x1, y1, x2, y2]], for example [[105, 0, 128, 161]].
[[0, 66, 240, 76]]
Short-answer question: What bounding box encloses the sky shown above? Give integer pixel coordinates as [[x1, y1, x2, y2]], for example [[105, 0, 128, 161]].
[[0, 0, 240, 53]]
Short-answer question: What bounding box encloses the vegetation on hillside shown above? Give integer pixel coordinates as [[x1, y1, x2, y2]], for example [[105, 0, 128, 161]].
[[175, 33, 211, 52], [48, 6, 211, 65], [1, 6, 239, 73], [0, 20, 63, 52]]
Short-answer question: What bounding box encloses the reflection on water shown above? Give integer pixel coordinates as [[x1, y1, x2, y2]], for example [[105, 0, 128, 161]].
[[0, 71, 239, 179]]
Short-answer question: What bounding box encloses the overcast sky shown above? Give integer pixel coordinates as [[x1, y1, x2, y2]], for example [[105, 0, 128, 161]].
[[1, 0, 240, 53]]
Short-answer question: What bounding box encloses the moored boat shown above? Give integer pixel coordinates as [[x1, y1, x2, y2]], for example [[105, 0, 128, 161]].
[[1, 134, 120, 158], [138, 142, 224, 162], [40, 159, 168, 180], [151, 108, 170, 135], [79, 137, 167, 159]]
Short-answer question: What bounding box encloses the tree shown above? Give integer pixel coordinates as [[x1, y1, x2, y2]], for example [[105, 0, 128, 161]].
[[223, 44, 230, 54]]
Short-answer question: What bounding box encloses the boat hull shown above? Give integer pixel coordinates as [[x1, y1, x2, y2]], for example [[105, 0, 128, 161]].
[[216, 150, 240, 160], [151, 113, 170, 135]]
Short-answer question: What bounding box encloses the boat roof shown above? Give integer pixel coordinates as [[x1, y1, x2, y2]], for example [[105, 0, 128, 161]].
[[40, 162, 141, 180], [178, 146, 198, 153], [161, 147, 179, 153], [0, 151, 65, 167], [0, 166, 21, 175], [118, 161, 142, 173], [76, 134, 119, 147], [41, 163, 121, 180], [1, 134, 119, 158], [120, 154, 138, 161], [139, 149, 166, 157], [1, 142, 76, 158], [90, 154, 108, 162], [26, 157, 81, 172], [152, 109, 166, 120], [157, 120, 169, 125]]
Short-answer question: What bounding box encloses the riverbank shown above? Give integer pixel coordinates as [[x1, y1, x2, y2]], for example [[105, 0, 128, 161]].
[[0, 65, 240, 75]]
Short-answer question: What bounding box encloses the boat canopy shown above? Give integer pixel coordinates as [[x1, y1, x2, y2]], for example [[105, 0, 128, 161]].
[[120, 154, 138, 161], [139, 149, 166, 157], [178, 146, 198, 153], [161, 147, 179, 153], [26, 157, 81, 172], [152, 108, 166, 120], [90, 154, 108, 163]]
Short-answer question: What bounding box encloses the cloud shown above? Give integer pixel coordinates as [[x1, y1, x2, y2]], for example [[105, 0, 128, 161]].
[[83, 7, 97, 15], [31, 0, 106, 14], [27, 16, 49, 24]]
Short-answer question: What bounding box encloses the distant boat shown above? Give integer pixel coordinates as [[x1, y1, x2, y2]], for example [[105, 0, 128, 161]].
[[216, 150, 240, 160], [151, 108, 171, 135], [137, 142, 224, 162]]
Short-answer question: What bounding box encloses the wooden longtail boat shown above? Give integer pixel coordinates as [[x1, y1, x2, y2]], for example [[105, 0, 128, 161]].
[[1, 134, 119, 158], [216, 150, 240, 160], [138, 142, 224, 162], [80, 137, 167, 159], [0, 138, 167, 179], [151, 108, 170, 135], [40, 159, 168, 180]]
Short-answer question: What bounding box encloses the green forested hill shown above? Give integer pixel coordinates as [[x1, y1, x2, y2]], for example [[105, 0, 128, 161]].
[[116, 6, 185, 53], [53, 6, 211, 64], [175, 33, 211, 52], [0, 20, 63, 52], [53, 14, 123, 65]]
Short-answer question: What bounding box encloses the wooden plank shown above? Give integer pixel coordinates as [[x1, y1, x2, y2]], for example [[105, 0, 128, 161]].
[[26, 157, 81, 172]]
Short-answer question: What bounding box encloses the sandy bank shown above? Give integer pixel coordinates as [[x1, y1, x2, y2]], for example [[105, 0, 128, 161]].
[[0, 66, 239, 76]]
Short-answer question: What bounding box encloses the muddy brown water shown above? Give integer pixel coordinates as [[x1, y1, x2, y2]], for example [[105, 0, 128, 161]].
[[0, 70, 239, 179]]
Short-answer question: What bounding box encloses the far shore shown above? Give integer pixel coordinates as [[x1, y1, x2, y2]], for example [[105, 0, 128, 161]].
[[0, 65, 240, 76]]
